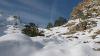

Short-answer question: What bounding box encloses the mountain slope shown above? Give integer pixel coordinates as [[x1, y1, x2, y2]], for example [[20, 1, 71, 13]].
[[0, 25, 44, 56], [36, 0, 100, 56], [0, 0, 100, 56]]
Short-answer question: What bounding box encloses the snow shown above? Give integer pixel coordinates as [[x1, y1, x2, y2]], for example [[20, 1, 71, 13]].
[[96, 16, 100, 19], [0, 25, 97, 56], [70, 44, 96, 56], [23, 15, 100, 56], [94, 35, 100, 42], [30, 35, 97, 56], [0, 17, 100, 56], [0, 25, 44, 56], [7, 16, 15, 21], [31, 36, 96, 56], [0, 2, 100, 56], [0, 33, 35, 56], [4, 25, 22, 34], [43, 26, 68, 37]]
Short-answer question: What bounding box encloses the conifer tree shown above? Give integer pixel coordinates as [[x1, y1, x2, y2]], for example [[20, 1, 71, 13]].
[[22, 22, 44, 37], [54, 17, 67, 26], [46, 22, 53, 28]]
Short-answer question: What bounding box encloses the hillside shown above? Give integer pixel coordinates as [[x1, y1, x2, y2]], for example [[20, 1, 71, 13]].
[[36, 0, 100, 55], [0, 0, 100, 56], [31, 0, 100, 56]]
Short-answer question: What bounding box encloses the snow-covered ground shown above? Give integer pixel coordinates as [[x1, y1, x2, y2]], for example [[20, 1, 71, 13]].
[[0, 15, 100, 56], [0, 20, 100, 56], [0, 16, 100, 56], [0, 1, 100, 56]]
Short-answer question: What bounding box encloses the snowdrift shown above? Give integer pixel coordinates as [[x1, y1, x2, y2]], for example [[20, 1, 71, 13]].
[[0, 32, 96, 56], [0, 33, 44, 56], [31, 36, 96, 56]]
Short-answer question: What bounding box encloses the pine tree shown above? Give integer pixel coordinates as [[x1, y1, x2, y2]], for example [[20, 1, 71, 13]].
[[54, 17, 67, 26], [22, 22, 44, 37], [46, 22, 53, 28]]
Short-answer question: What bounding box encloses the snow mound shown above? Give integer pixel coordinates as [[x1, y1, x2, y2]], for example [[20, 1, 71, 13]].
[[31, 35, 97, 56], [31, 36, 96, 56], [70, 44, 96, 56], [0, 33, 44, 56]]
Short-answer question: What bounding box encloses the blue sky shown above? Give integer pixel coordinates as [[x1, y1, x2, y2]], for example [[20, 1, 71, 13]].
[[0, 0, 82, 27]]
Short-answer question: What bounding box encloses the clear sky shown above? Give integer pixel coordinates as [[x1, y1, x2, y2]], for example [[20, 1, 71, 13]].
[[0, 0, 82, 27]]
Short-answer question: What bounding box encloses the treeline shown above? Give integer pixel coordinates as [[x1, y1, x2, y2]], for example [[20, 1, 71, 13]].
[[22, 16, 68, 37], [46, 17, 68, 28]]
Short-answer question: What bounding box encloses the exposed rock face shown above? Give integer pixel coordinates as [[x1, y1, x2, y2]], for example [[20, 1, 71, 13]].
[[71, 0, 100, 20], [68, 20, 97, 33], [65, 0, 100, 35]]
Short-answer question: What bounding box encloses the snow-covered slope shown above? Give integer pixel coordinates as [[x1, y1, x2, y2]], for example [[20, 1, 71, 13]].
[[0, 0, 100, 56], [34, 1, 100, 56], [0, 33, 34, 56], [0, 25, 44, 56], [0, 20, 99, 56], [31, 14, 100, 56], [0, 19, 99, 56]]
